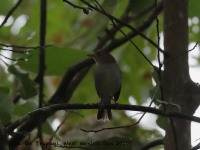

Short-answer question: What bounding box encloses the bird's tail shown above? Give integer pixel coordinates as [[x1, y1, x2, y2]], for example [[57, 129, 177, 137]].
[[97, 109, 112, 120]]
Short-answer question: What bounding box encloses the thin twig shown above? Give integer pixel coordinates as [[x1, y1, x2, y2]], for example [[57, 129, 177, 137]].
[[0, 43, 48, 49], [0, 43, 52, 53], [0, 0, 23, 29], [188, 42, 198, 52], [94, 0, 156, 70], [0, 48, 31, 54], [0, 54, 28, 62], [0, 43, 52, 49], [63, 0, 86, 9], [63, 0, 92, 14], [115, 21, 156, 69], [0, 58, 9, 67], [163, 42, 199, 65], [79, 0, 164, 53], [49, 114, 68, 141], [154, 0, 166, 108]]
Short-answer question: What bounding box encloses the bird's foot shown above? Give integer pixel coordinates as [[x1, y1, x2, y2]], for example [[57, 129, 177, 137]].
[[114, 101, 120, 109], [98, 102, 105, 110]]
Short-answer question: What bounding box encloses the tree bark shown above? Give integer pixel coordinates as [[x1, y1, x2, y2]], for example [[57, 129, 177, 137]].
[[163, 0, 199, 149]]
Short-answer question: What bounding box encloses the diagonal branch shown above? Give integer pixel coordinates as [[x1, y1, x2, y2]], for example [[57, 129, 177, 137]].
[[79, 0, 164, 53], [0, 0, 23, 29]]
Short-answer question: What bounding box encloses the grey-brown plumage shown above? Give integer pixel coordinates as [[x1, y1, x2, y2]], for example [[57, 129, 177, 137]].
[[88, 51, 121, 120]]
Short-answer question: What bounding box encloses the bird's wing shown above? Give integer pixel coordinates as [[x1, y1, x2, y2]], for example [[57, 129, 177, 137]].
[[94, 71, 102, 98], [114, 85, 121, 102]]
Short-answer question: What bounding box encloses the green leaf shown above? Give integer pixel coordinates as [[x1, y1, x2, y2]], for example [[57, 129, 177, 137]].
[[189, 0, 200, 17], [8, 65, 37, 99], [17, 46, 87, 75], [156, 116, 166, 130], [128, 0, 155, 14], [13, 100, 37, 116], [149, 86, 161, 106], [0, 86, 13, 125], [152, 66, 161, 85], [118, 41, 153, 104], [151, 67, 163, 106], [42, 121, 54, 135]]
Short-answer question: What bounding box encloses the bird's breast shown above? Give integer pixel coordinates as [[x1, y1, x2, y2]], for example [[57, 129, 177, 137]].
[[94, 63, 121, 99]]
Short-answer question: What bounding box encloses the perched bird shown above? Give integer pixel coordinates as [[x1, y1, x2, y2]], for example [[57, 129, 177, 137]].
[[87, 51, 121, 120]]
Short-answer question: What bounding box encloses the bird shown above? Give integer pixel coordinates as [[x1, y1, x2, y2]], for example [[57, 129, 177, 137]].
[[87, 50, 121, 120]]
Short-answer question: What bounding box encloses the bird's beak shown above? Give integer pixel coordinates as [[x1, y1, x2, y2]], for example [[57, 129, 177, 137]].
[[87, 53, 95, 58]]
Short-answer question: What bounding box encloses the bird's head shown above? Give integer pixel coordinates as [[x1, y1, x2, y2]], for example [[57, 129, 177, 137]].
[[87, 51, 116, 64]]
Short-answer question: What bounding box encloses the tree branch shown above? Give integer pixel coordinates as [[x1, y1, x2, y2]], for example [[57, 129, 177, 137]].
[[36, 0, 47, 105], [6, 103, 200, 135], [79, 0, 164, 52], [0, 0, 23, 29], [35, 0, 47, 149]]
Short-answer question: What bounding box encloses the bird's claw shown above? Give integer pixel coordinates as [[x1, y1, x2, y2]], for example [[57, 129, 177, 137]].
[[98, 102, 105, 109]]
